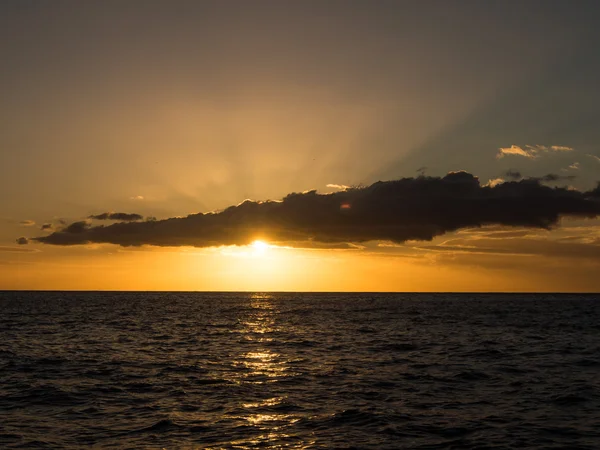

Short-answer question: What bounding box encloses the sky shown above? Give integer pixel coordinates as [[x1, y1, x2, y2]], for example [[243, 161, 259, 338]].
[[2, 0, 600, 291]]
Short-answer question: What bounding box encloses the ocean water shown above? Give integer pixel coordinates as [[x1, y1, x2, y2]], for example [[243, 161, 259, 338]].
[[1, 292, 599, 449]]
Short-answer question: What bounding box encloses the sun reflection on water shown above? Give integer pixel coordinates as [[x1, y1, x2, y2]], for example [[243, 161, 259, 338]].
[[230, 293, 304, 445], [234, 294, 290, 381]]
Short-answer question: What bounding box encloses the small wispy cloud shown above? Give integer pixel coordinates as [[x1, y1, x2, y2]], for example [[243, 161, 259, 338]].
[[19, 220, 35, 227], [485, 178, 505, 187], [130, 195, 144, 201], [504, 170, 522, 180], [586, 154, 600, 163], [497, 144, 574, 159], [89, 212, 143, 221], [1, 245, 36, 253], [326, 184, 350, 191], [497, 145, 536, 159], [530, 173, 576, 183], [568, 162, 580, 170]]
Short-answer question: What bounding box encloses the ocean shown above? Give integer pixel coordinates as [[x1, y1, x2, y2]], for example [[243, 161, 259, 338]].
[[0, 292, 599, 449]]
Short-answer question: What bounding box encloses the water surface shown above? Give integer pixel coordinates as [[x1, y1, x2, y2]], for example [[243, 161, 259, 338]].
[[1, 292, 599, 448]]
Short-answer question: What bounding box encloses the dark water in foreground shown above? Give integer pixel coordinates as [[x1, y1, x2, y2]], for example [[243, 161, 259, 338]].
[[1, 292, 599, 449]]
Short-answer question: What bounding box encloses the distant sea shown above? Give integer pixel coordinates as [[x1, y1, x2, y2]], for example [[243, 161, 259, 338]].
[[1, 292, 599, 449]]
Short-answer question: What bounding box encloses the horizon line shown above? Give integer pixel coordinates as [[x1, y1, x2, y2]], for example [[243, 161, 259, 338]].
[[1, 290, 598, 295]]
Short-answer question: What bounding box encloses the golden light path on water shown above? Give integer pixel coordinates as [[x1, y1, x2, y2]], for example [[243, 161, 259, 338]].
[[228, 293, 313, 448]]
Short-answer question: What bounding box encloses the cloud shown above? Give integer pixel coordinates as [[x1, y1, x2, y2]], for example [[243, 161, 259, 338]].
[[41, 223, 53, 231], [556, 235, 598, 244], [497, 144, 574, 159], [19, 220, 35, 227], [130, 195, 144, 200], [485, 178, 505, 187], [326, 184, 350, 191], [16, 237, 28, 245], [0, 245, 36, 253], [62, 221, 92, 234], [589, 183, 600, 198], [472, 230, 533, 239], [417, 237, 600, 261], [488, 173, 572, 186], [456, 225, 541, 235], [497, 145, 535, 159], [568, 162, 580, 170], [587, 154, 600, 163], [532, 173, 576, 183], [504, 170, 522, 180], [31, 172, 600, 249], [89, 212, 143, 221]]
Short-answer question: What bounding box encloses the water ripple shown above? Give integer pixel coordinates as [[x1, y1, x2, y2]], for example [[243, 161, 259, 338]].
[[1, 292, 599, 448]]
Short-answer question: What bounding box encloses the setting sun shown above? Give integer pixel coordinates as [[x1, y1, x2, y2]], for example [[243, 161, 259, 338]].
[[251, 240, 269, 256]]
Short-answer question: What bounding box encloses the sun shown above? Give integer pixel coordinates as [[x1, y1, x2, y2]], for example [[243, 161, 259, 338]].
[[251, 240, 269, 256]]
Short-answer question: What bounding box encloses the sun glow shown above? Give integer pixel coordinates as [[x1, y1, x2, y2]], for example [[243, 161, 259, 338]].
[[251, 240, 269, 256]]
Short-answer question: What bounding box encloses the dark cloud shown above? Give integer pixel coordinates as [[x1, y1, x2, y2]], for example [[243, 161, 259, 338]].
[[41, 223, 53, 231], [504, 170, 522, 180], [89, 212, 143, 221], [64, 221, 91, 233], [32, 172, 600, 248], [502, 169, 575, 185], [16, 237, 28, 245], [586, 183, 600, 197], [532, 173, 576, 183]]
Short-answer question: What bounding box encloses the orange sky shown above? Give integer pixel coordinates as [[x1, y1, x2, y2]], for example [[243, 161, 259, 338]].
[[2, 2, 600, 291]]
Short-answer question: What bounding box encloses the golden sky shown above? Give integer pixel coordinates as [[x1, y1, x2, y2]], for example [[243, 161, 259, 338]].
[[2, 1, 600, 291]]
